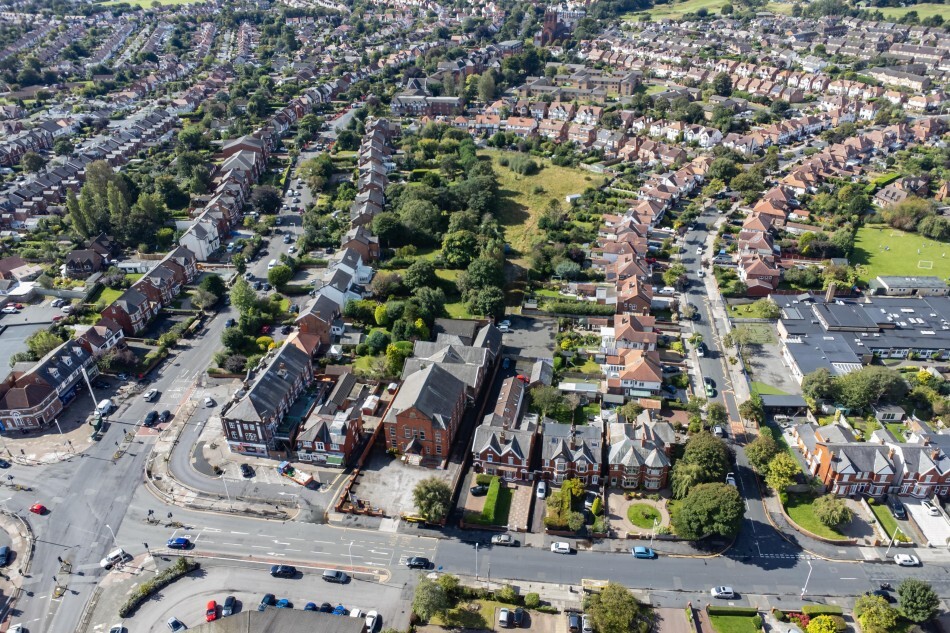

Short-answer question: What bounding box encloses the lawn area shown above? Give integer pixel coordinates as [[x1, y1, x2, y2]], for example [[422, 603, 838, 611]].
[[432, 600, 510, 629], [89, 286, 123, 306], [624, 0, 729, 19], [763, 1, 794, 13], [877, 2, 950, 18], [728, 302, 776, 319], [445, 301, 474, 319], [569, 356, 602, 374], [627, 503, 661, 529], [353, 354, 383, 375], [750, 381, 789, 396], [482, 150, 605, 261], [125, 273, 143, 283], [574, 401, 602, 425], [467, 479, 513, 526], [868, 500, 911, 542], [735, 323, 776, 345], [852, 226, 950, 284], [885, 422, 907, 440], [784, 493, 849, 541], [644, 83, 669, 95], [709, 615, 761, 633]]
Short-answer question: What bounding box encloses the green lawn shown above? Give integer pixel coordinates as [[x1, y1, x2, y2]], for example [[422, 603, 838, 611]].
[[445, 301, 474, 319], [102, 0, 204, 5], [728, 302, 776, 320], [89, 286, 123, 306], [573, 401, 601, 425], [644, 84, 669, 96], [624, 0, 729, 19], [853, 226, 950, 284], [886, 422, 907, 440], [482, 150, 605, 262], [877, 2, 950, 18], [750, 381, 789, 396], [570, 357, 602, 374], [736, 323, 776, 345], [627, 503, 661, 529], [784, 493, 848, 541], [353, 354, 383, 375], [868, 500, 911, 542], [763, 1, 794, 13], [709, 615, 761, 633], [125, 273, 143, 283], [432, 600, 509, 629]]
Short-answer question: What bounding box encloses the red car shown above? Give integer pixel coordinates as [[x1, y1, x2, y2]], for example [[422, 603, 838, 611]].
[[29, 503, 47, 515], [206, 600, 218, 622], [51, 315, 63, 322], [516, 375, 529, 383], [14, 303, 24, 310]]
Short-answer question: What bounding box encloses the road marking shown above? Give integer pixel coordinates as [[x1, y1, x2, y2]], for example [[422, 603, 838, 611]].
[[312, 540, 334, 545], [223, 542, 242, 547], [840, 577, 857, 580], [230, 531, 248, 535], [251, 545, 267, 549], [287, 548, 301, 552]]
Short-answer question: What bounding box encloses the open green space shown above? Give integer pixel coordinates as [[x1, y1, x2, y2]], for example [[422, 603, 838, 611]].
[[877, 3, 950, 19], [763, 1, 794, 13], [853, 226, 950, 284], [885, 422, 907, 440], [353, 354, 383, 375], [432, 600, 509, 629], [709, 615, 761, 633], [728, 303, 776, 319], [89, 286, 123, 306], [102, 0, 204, 6], [736, 323, 776, 345], [626, 503, 661, 529], [783, 493, 848, 541], [750, 381, 789, 396], [624, 0, 729, 20], [482, 150, 605, 261]]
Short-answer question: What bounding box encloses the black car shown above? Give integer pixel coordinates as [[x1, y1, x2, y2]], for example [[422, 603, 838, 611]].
[[240, 464, 255, 478], [319, 603, 333, 613], [890, 499, 907, 520], [159, 410, 171, 424], [270, 564, 297, 578], [0, 459, 10, 469], [92, 380, 109, 389], [704, 377, 716, 389], [258, 594, 276, 611], [222, 595, 237, 617], [470, 484, 489, 497], [512, 608, 525, 627], [142, 411, 159, 427], [253, 281, 263, 290], [280, 325, 292, 335], [225, 318, 236, 328], [406, 557, 429, 569]]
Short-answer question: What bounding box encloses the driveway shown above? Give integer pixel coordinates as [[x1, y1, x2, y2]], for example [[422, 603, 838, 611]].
[[905, 497, 950, 547], [501, 315, 557, 361], [654, 607, 693, 633]]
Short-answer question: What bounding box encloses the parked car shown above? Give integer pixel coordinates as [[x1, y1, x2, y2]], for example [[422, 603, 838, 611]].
[[221, 596, 236, 617], [713, 426, 726, 438], [143, 389, 159, 402], [696, 342, 707, 357], [922, 500, 941, 516], [270, 564, 297, 578], [206, 600, 217, 622], [365, 610, 379, 632], [405, 557, 429, 569], [631, 546, 656, 559], [0, 459, 10, 469], [142, 411, 159, 428], [512, 608, 525, 627], [109, 625, 124, 633], [350, 608, 364, 619], [894, 554, 920, 567], [258, 594, 276, 611], [240, 464, 254, 478], [1, 306, 18, 314], [889, 498, 907, 520], [470, 484, 489, 497], [567, 613, 581, 633], [204, 397, 215, 407], [725, 473, 737, 487], [319, 603, 333, 613], [582, 614, 593, 633], [224, 318, 236, 328], [710, 586, 735, 599], [322, 569, 349, 583], [705, 384, 716, 398], [304, 603, 318, 612], [536, 481, 548, 499], [332, 605, 349, 616], [167, 618, 186, 632], [491, 534, 515, 546], [167, 537, 190, 550], [550, 542, 571, 554], [704, 377, 715, 389], [498, 608, 511, 628], [159, 410, 171, 424], [276, 599, 292, 609]]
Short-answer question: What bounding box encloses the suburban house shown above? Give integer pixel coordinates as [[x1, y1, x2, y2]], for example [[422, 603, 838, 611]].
[[64, 249, 105, 279], [295, 294, 343, 348], [540, 421, 603, 486], [295, 402, 363, 467], [606, 414, 675, 490], [471, 377, 539, 481]]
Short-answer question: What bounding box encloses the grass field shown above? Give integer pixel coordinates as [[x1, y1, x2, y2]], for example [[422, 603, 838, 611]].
[[877, 3, 950, 19], [102, 0, 204, 6], [482, 150, 605, 261], [784, 493, 848, 541], [853, 226, 950, 284], [709, 615, 761, 633], [90, 286, 123, 306], [728, 302, 776, 319], [735, 323, 776, 345], [750, 381, 789, 396], [624, 0, 729, 19]]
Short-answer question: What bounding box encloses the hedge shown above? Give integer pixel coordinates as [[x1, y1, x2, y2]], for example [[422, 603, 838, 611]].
[[544, 301, 617, 316], [801, 605, 843, 616], [707, 606, 759, 616], [475, 473, 493, 486], [118, 557, 199, 617]]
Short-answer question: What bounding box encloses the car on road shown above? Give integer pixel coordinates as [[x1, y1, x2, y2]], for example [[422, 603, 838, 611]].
[[631, 546, 656, 559], [536, 481, 547, 498], [922, 500, 941, 516], [550, 542, 571, 554], [323, 569, 349, 583], [276, 599, 292, 609], [224, 318, 236, 328], [405, 557, 429, 569], [696, 247, 702, 255], [705, 384, 715, 398], [491, 534, 515, 546], [51, 315, 64, 322], [866, 589, 896, 603], [258, 594, 276, 611], [696, 342, 707, 357], [710, 586, 735, 599], [889, 498, 907, 520], [470, 484, 489, 496], [498, 320, 511, 328], [304, 603, 318, 612], [142, 411, 159, 427], [206, 600, 218, 622], [271, 564, 297, 578], [143, 389, 159, 402], [29, 503, 46, 515], [498, 608, 511, 628], [167, 618, 186, 631], [713, 426, 727, 438], [704, 377, 715, 389], [240, 464, 255, 478], [365, 610, 379, 632], [221, 595, 236, 617], [0, 459, 10, 469], [204, 397, 215, 407], [894, 554, 920, 566], [725, 473, 737, 487], [167, 537, 191, 549], [159, 410, 171, 424]]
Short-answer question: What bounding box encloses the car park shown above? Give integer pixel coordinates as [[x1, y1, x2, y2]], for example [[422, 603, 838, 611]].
[[491, 534, 515, 546], [271, 564, 297, 578], [710, 586, 735, 599], [894, 554, 920, 566], [365, 610, 379, 631], [550, 542, 571, 554], [406, 557, 429, 569], [167, 537, 190, 549], [258, 594, 276, 611], [221, 596, 236, 617], [631, 546, 656, 559]]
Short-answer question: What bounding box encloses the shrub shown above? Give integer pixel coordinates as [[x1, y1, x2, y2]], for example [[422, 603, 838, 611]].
[[752, 615, 763, 629], [118, 558, 199, 617], [590, 497, 603, 516], [773, 609, 786, 622], [496, 584, 519, 604], [801, 606, 843, 616], [481, 477, 503, 524], [475, 473, 493, 486], [524, 593, 540, 609], [707, 606, 759, 616]]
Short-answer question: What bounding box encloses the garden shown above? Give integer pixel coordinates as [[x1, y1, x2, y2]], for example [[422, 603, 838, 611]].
[[465, 475, 513, 527]]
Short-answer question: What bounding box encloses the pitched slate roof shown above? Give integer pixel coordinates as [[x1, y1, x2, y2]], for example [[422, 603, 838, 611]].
[[226, 343, 311, 423], [384, 363, 465, 428]]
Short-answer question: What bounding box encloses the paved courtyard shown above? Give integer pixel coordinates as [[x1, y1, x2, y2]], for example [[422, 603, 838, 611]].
[[350, 448, 457, 517], [606, 492, 670, 537]]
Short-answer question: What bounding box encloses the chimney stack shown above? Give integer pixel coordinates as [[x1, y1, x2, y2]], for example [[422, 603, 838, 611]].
[[825, 282, 837, 303], [932, 449, 940, 461], [569, 424, 577, 450], [888, 447, 895, 460]]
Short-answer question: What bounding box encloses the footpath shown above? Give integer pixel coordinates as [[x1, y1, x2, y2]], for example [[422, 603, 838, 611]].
[[0, 508, 34, 628]]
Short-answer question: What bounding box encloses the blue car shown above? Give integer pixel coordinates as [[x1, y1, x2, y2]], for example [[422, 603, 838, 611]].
[[332, 605, 348, 616], [276, 599, 292, 609], [167, 537, 190, 550], [632, 546, 656, 559], [304, 602, 318, 612]]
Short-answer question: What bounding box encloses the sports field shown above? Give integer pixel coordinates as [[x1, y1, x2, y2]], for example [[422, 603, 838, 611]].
[[624, 0, 729, 19], [877, 3, 950, 19], [852, 226, 950, 284]]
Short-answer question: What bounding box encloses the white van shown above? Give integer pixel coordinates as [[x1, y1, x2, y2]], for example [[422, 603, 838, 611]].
[[657, 286, 676, 296], [268, 259, 277, 269], [99, 548, 128, 569], [96, 399, 113, 415]]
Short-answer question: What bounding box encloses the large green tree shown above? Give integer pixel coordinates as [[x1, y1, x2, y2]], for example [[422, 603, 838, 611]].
[[413, 477, 452, 522], [404, 259, 437, 291], [897, 579, 940, 623], [765, 453, 799, 493], [412, 577, 450, 621], [671, 483, 744, 539], [229, 278, 257, 314], [681, 432, 730, 481], [744, 433, 779, 473], [813, 494, 853, 528], [26, 330, 65, 359], [854, 594, 899, 633], [587, 583, 644, 633]]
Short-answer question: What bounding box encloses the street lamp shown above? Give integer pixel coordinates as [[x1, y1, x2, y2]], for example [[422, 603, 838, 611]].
[[885, 526, 903, 558], [800, 560, 813, 600], [475, 543, 479, 580], [650, 517, 659, 549], [105, 524, 119, 548], [348, 541, 354, 569]]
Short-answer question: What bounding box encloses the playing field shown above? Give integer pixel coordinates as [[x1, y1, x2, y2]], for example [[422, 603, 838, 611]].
[[102, 0, 205, 6], [852, 226, 950, 284], [877, 3, 950, 19], [624, 0, 729, 19]]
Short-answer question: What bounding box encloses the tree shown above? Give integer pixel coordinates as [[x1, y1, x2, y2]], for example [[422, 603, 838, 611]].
[[707, 402, 727, 427], [813, 494, 853, 528], [26, 330, 65, 359], [221, 326, 248, 351], [745, 433, 779, 472], [765, 453, 799, 493], [53, 137, 73, 156], [663, 263, 687, 289], [229, 278, 257, 313], [251, 185, 281, 214], [752, 298, 780, 319], [806, 616, 840, 633], [897, 579, 939, 623], [199, 274, 227, 298], [712, 72, 733, 96], [386, 342, 413, 375], [587, 583, 643, 633], [619, 401, 644, 421], [366, 330, 391, 355], [671, 483, 744, 539], [372, 212, 403, 246], [413, 477, 452, 522], [21, 151, 45, 172], [404, 259, 437, 291], [457, 257, 503, 297], [370, 272, 402, 298], [802, 368, 836, 402], [836, 366, 908, 410], [477, 72, 496, 103], [671, 462, 706, 500], [399, 198, 443, 242], [531, 385, 564, 418], [412, 577, 450, 621], [192, 287, 218, 311], [738, 393, 764, 423], [854, 594, 899, 633], [682, 432, 730, 481], [441, 230, 479, 268], [268, 265, 293, 288], [468, 286, 505, 320]]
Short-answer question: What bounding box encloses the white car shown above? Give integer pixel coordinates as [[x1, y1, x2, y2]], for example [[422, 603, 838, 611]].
[[1, 306, 17, 314], [109, 626, 125, 633], [365, 610, 379, 632], [725, 473, 737, 487], [498, 320, 511, 328], [204, 397, 215, 407], [922, 500, 941, 516], [349, 608, 364, 619], [536, 481, 547, 499], [696, 247, 702, 255], [710, 586, 735, 599], [143, 389, 158, 402], [894, 554, 920, 567], [550, 541, 571, 554]]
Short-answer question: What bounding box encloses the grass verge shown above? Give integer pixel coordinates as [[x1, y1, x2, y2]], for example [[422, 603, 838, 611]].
[[783, 493, 848, 541]]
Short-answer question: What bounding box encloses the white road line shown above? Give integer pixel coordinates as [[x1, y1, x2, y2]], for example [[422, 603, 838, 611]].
[[223, 542, 242, 547], [312, 540, 333, 544], [251, 545, 267, 549], [230, 531, 248, 535], [287, 548, 301, 552]]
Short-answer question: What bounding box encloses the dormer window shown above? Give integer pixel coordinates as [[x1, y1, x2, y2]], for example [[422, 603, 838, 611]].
[[49, 368, 59, 378], [63, 357, 72, 367]]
